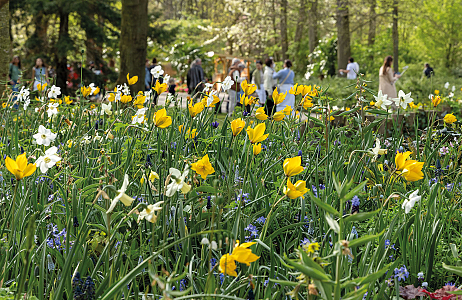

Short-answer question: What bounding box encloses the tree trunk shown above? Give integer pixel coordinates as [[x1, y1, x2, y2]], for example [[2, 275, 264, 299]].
[[26, 11, 50, 60], [280, 0, 289, 60], [0, 1, 10, 97], [367, 0, 376, 61], [309, 0, 318, 53], [336, 0, 350, 74], [294, 0, 306, 52], [392, 0, 399, 72], [55, 8, 69, 95], [117, 0, 148, 94], [0, 0, 7, 10]]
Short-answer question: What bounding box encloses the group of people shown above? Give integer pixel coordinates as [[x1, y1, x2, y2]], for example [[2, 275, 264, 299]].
[[9, 57, 49, 92]]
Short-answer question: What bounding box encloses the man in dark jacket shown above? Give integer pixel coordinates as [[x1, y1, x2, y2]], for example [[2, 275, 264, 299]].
[[187, 58, 205, 96], [424, 63, 434, 78]]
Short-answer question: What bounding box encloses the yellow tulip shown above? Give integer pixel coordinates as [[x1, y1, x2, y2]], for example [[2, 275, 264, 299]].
[[133, 95, 146, 109], [93, 86, 100, 95], [178, 124, 184, 132], [255, 107, 268, 121], [395, 151, 412, 171], [272, 88, 287, 105], [219, 241, 259, 277], [5, 153, 36, 181], [432, 95, 441, 107], [203, 93, 220, 107], [282, 105, 292, 115], [191, 154, 215, 179], [395, 151, 424, 182], [240, 94, 255, 106], [65, 96, 73, 105], [120, 95, 132, 103], [81, 86, 92, 97], [434, 89, 439, 95], [301, 98, 313, 110], [230, 118, 246, 136], [185, 128, 197, 139], [37, 83, 47, 92], [289, 83, 299, 95], [284, 178, 308, 199], [444, 113, 457, 124], [149, 171, 159, 182], [127, 73, 138, 85], [153, 81, 168, 95], [153, 108, 172, 128], [188, 101, 205, 118], [273, 111, 285, 121], [241, 80, 257, 96], [253, 143, 262, 155], [283, 156, 304, 177], [246, 123, 269, 144]]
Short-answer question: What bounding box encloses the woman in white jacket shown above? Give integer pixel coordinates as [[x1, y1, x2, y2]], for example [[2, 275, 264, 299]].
[[263, 58, 277, 115]]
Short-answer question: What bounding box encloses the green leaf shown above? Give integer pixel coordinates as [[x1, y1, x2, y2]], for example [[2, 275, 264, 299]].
[[299, 250, 330, 277], [268, 278, 299, 287], [342, 180, 368, 203], [348, 230, 385, 248], [284, 256, 331, 281], [337, 107, 360, 116], [308, 190, 340, 216], [193, 185, 222, 194], [325, 215, 339, 234], [344, 209, 381, 223], [364, 109, 390, 115], [447, 291, 462, 295], [443, 263, 462, 277]]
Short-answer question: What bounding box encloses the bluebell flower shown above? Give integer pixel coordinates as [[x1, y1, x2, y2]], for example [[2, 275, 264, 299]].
[[417, 272, 424, 280], [394, 265, 409, 282], [351, 226, 358, 239], [244, 224, 259, 239], [179, 279, 187, 291], [311, 185, 318, 197], [301, 237, 311, 246], [211, 121, 219, 128], [298, 150, 302, 156], [47, 254, 55, 271], [362, 292, 368, 300], [210, 258, 217, 268], [83, 276, 95, 300], [73, 216, 79, 227], [206, 196, 212, 209], [255, 216, 266, 225], [446, 282, 455, 286]]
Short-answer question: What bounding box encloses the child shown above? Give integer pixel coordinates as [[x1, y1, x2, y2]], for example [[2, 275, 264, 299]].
[[168, 78, 176, 94]]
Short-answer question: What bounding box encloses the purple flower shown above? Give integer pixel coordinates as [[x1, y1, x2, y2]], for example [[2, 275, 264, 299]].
[[439, 146, 449, 155], [394, 265, 409, 282], [211, 121, 219, 128]]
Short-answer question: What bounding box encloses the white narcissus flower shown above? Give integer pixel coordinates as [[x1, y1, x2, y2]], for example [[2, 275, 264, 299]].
[[368, 138, 387, 161], [221, 76, 234, 92], [452, 85, 456, 92], [18, 86, 30, 102], [444, 82, 450, 89], [166, 165, 191, 197], [132, 107, 147, 124], [47, 85, 61, 99], [47, 103, 59, 117], [33, 125, 57, 146], [150, 65, 164, 78], [449, 92, 454, 98], [107, 174, 135, 213], [373, 90, 392, 110], [163, 74, 170, 84], [23, 99, 30, 111], [101, 103, 112, 115], [35, 146, 61, 173], [203, 82, 214, 93], [428, 94, 434, 100], [122, 83, 130, 95], [393, 90, 413, 109], [137, 201, 164, 223], [81, 135, 91, 145], [402, 190, 421, 214]]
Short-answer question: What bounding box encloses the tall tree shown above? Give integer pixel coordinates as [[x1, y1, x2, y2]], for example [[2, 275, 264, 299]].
[[280, 0, 289, 60], [392, 0, 399, 72], [55, 5, 71, 94], [308, 0, 318, 53], [367, 0, 376, 61], [294, 0, 306, 51], [336, 0, 350, 74], [117, 0, 148, 94], [0, 1, 10, 97]]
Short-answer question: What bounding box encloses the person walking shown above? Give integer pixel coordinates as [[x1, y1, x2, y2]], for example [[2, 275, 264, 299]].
[[339, 57, 359, 79], [187, 58, 205, 97], [227, 58, 245, 116], [378, 55, 401, 99], [8, 56, 21, 93], [272, 59, 295, 112], [252, 60, 265, 105], [423, 63, 434, 78], [32, 58, 49, 91], [263, 58, 277, 115]]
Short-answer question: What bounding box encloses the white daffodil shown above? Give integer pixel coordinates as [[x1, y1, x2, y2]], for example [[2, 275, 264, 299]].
[[144, 89, 152, 98], [93, 133, 102, 142], [132, 107, 147, 125], [107, 174, 135, 213], [18, 86, 30, 102], [402, 190, 421, 214], [23, 99, 30, 111], [166, 165, 191, 197], [221, 76, 234, 92], [207, 90, 218, 107], [393, 90, 413, 109], [163, 74, 170, 84], [452, 85, 456, 92], [47, 85, 61, 99], [373, 90, 392, 110], [47, 103, 59, 117], [101, 103, 112, 116], [444, 82, 450, 89], [33, 125, 57, 146], [89, 83, 98, 95], [449, 92, 454, 98], [81, 135, 91, 145], [368, 138, 387, 161], [428, 94, 434, 100], [35, 146, 61, 173], [138, 201, 164, 223], [203, 82, 214, 93], [151, 66, 164, 79]]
